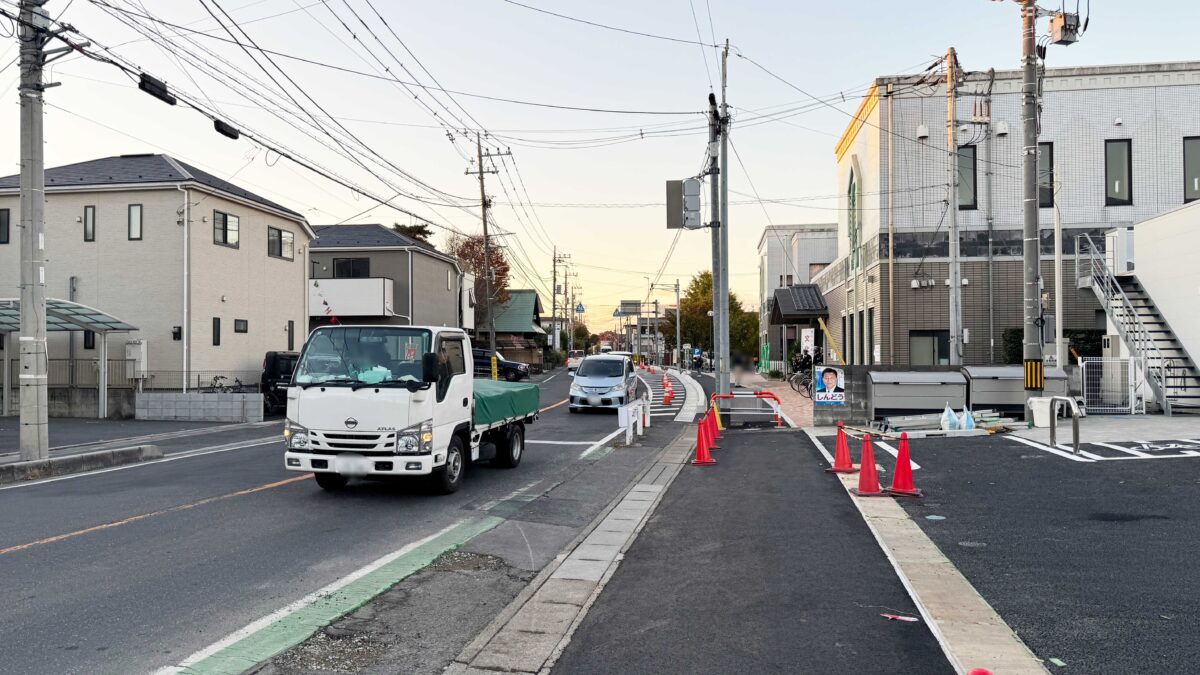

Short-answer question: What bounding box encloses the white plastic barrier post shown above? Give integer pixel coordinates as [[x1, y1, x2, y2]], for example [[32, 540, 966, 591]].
[[643, 393, 652, 430]]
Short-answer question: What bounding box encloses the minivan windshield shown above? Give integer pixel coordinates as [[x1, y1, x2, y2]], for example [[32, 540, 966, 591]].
[[294, 327, 431, 385], [576, 358, 624, 378]]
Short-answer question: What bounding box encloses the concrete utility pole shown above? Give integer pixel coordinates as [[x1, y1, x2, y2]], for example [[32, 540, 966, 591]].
[[551, 250, 570, 352], [18, 0, 50, 461], [1053, 177, 1065, 369], [1020, 0, 1044, 396], [946, 47, 963, 366], [707, 91, 721, 375], [717, 39, 731, 397], [675, 279, 682, 368], [466, 134, 510, 352]]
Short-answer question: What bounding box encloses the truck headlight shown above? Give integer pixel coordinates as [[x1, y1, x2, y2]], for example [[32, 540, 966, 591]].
[[283, 419, 309, 450], [396, 419, 433, 454]]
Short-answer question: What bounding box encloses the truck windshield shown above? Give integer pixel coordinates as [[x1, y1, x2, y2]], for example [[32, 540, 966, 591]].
[[294, 327, 431, 385], [576, 359, 624, 378]]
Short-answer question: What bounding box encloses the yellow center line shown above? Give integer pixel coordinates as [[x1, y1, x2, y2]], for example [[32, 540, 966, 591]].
[[540, 398, 568, 412], [0, 474, 313, 558]]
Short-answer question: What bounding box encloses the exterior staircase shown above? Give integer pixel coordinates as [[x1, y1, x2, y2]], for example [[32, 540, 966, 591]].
[[1077, 233, 1200, 414]]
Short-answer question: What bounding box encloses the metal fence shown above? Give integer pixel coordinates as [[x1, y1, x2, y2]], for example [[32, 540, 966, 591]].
[[5, 359, 138, 388], [141, 370, 262, 393], [1080, 357, 1146, 415]]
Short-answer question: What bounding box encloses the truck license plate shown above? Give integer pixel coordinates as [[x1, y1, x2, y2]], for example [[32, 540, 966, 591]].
[[334, 454, 372, 476]]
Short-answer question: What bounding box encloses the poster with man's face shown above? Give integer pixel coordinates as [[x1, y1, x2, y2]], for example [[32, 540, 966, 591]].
[[813, 366, 846, 405]]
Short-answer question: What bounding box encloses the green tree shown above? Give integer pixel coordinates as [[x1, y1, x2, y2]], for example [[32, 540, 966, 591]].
[[663, 271, 758, 358], [392, 221, 434, 243], [572, 322, 590, 348]]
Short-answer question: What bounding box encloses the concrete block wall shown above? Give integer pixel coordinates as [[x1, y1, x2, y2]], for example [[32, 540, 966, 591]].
[[135, 393, 264, 423]]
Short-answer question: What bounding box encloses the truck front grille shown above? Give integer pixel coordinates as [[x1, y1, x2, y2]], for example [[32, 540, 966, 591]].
[[310, 430, 395, 453]]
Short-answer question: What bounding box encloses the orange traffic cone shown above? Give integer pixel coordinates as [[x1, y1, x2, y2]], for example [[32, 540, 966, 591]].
[[885, 433, 923, 498], [849, 434, 886, 497], [692, 416, 716, 466], [825, 421, 858, 474], [706, 413, 721, 449]]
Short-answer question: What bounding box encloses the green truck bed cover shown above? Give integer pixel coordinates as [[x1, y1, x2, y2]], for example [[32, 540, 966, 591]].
[[473, 379, 540, 427]]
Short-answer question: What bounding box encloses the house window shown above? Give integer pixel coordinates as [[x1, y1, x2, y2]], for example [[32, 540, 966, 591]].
[[0, 208, 8, 244], [84, 206, 96, 242], [287, 320, 295, 351], [1185, 137, 1200, 203], [910, 330, 950, 366], [267, 226, 294, 260], [333, 258, 370, 278], [128, 204, 143, 240], [958, 145, 977, 209], [83, 330, 95, 350], [1105, 139, 1132, 206], [212, 317, 221, 346], [213, 210, 240, 248], [1038, 142, 1055, 208], [785, 274, 794, 286], [857, 309, 865, 366], [234, 319, 248, 333]]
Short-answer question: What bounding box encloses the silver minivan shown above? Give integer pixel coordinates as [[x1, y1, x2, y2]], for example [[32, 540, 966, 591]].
[[568, 355, 638, 412]]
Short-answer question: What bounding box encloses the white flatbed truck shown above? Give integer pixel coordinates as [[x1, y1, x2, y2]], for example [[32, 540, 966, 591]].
[[282, 325, 539, 493]]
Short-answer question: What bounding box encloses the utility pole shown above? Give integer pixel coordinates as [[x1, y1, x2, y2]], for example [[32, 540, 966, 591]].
[[1020, 0, 1044, 398], [675, 279, 681, 368], [551, 249, 570, 352], [18, 0, 50, 461], [653, 299, 661, 365], [465, 134, 510, 353], [1053, 177, 1065, 369], [717, 39, 731, 396], [707, 91, 721, 376], [946, 47, 963, 366]]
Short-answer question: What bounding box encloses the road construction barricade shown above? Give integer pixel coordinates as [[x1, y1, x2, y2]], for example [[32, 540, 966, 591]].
[[709, 391, 788, 428]]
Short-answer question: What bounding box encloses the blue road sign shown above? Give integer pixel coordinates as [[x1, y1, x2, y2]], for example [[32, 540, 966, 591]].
[[576, 304, 585, 313]]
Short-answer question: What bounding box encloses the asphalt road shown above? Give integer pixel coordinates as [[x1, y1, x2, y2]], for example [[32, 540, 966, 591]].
[[0, 368, 682, 675], [835, 433, 1200, 674], [554, 428, 953, 675]]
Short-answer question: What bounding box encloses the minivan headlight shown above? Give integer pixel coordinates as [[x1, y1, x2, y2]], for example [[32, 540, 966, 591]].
[[283, 419, 309, 450], [396, 419, 433, 454]]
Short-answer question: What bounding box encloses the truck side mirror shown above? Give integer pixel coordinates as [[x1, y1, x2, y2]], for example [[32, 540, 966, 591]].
[[422, 353, 440, 383]]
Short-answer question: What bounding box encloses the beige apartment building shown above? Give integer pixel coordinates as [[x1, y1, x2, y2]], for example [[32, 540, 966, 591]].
[[0, 154, 313, 390]]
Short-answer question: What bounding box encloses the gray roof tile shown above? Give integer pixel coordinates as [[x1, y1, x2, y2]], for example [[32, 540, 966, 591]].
[[0, 154, 302, 218], [310, 223, 440, 253]]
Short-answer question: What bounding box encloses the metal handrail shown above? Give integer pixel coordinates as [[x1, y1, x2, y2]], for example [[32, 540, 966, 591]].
[[1075, 233, 1170, 414]]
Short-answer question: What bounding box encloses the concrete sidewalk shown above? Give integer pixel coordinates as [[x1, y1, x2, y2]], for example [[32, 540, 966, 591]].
[[551, 428, 953, 674]]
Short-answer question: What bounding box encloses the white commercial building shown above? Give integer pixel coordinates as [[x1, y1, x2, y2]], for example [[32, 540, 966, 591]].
[[757, 223, 836, 370], [816, 59, 1200, 370]]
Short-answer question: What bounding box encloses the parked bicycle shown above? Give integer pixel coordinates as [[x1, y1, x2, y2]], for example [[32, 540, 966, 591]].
[[789, 370, 813, 399]]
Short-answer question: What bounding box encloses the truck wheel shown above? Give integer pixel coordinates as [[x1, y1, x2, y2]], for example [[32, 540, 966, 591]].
[[314, 473, 348, 491], [434, 436, 466, 494], [493, 423, 524, 469]]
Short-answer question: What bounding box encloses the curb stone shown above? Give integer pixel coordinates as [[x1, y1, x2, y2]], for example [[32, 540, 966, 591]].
[[446, 426, 695, 675], [0, 445, 162, 484]]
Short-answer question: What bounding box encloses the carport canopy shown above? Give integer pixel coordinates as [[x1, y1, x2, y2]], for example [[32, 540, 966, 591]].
[[0, 298, 138, 418]]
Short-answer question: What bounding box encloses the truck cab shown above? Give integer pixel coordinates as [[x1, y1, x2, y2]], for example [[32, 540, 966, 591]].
[[283, 325, 537, 493]]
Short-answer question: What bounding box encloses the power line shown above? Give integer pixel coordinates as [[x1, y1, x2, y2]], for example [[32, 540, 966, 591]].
[[87, 1, 704, 115], [500, 0, 718, 47]]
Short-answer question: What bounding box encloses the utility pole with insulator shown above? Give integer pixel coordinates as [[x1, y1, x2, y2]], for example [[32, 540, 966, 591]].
[[18, 0, 50, 461], [466, 134, 510, 353], [946, 46, 963, 366]]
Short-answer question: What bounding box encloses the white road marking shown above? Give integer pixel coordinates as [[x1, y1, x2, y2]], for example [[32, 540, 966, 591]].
[[1092, 442, 1153, 458], [538, 371, 561, 384], [1008, 436, 1095, 462], [579, 428, 625, 459], [0, 438, 281, 491], [874, 441, 921, 470], [526, 440, 593, 446]]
